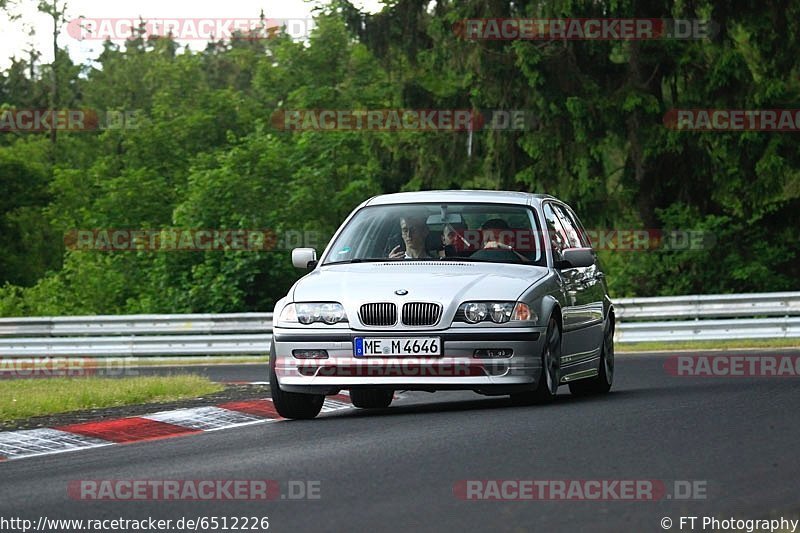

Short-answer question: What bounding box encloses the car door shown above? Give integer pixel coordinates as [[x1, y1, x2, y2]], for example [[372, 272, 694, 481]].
[[552, 203, 605, 363], [542, 202, 585, 360], [543, 202, 601, 362]]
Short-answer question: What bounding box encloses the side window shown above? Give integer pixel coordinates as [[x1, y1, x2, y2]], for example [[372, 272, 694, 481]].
[[551, 204, 582, 248], [562, 205, 592, 248], [542, 203, 568, 260]]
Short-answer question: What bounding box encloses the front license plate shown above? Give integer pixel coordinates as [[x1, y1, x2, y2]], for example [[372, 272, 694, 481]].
[[354, 337, 441, 357]]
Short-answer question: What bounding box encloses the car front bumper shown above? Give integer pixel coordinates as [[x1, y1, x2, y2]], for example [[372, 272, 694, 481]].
[[272, 326, 547, 395]]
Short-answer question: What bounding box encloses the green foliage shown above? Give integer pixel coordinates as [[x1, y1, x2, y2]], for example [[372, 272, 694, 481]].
[[0, 1, 798, 317]]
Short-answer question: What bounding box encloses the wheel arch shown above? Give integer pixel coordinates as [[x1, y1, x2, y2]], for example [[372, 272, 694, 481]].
[[540, 295, 562, 332]]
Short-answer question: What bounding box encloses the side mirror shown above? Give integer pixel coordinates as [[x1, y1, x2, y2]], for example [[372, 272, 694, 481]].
[[292, 248, 317, 269], [557, 247, 595, 269]]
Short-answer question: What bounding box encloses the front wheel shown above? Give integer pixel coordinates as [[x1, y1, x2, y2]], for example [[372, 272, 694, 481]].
[[350, 389, 394, 409], [510, 316, 561, 406], [269, 347, 324, 419]]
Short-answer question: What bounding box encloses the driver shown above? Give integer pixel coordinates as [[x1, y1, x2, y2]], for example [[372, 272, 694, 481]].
[[470, 218, 532, 263]]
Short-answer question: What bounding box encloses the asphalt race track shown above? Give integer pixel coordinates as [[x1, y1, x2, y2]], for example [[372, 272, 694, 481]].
[[1, 351, 798, 532]]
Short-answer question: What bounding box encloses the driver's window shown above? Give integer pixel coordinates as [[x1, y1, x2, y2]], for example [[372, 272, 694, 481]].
[[543, 203, 568, 261]]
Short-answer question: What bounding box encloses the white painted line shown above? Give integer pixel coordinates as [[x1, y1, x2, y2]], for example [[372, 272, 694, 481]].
[[142, 406, 264, 431], [0, 428, 112, 460], [0, 398, 357, 462], [320, 399, 351, 413]]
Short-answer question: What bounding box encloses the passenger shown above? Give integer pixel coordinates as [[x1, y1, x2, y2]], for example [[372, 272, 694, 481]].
[[440, 221, 469, 257], [388, 215, 433, 259]]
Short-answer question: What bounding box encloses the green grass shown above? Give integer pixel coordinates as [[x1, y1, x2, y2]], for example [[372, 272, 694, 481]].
[[0, 375, 224, 422], [618, 337, 800, 353]]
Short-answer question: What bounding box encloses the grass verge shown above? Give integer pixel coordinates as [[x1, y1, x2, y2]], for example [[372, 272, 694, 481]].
[[0, 375, 224, 423], [617, 337, 800, 353]]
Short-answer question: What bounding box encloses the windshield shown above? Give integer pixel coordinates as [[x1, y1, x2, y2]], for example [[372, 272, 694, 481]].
[[322, 203, 545, 266]]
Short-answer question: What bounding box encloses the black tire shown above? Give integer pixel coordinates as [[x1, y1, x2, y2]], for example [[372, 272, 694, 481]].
[[269, 346, 324, 420], [350, 389, 394, 409], [569, 315, 614, 396], [510, 317, 561, 406]]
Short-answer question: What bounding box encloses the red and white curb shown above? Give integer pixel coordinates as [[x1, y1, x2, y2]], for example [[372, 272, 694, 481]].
[[0, 395, 352, 462]]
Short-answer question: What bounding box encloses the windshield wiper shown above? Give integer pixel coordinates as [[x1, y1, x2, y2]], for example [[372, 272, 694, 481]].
[[437, 256, 492, 262], [323, 258, 393, 265], [438, 255, 543, 266]]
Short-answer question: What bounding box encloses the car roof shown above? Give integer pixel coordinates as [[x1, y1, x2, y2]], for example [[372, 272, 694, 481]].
[[363, 190, 557, 207]]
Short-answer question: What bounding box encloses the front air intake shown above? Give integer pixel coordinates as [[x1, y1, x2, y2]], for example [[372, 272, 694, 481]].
[[359, 303, 398, 326], [401, 302, 442, 326]]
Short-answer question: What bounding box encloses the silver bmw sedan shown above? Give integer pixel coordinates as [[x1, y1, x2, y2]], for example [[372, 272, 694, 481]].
[[270, 190, 615, 419]]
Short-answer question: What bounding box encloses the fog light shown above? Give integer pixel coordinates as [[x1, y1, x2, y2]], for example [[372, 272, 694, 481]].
[[292, 349, 329, 359], [473, 348, 513, 359]]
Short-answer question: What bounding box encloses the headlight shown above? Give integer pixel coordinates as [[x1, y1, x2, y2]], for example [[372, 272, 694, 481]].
[[319, 303, 345, 324], [463, 302, 488, 323], [279, 303, 347, 325], [489, 302, 514, 323], [458, 301, 537, 324]]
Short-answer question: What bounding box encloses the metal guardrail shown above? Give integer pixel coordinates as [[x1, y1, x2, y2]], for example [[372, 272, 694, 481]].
[[613, 291, 800, 342], [614, 292, 800, 320], [0, 313, 273, 337], [0, 314, 274, 357], [0, 292, 798, 356], [616, 317, 800, 343]]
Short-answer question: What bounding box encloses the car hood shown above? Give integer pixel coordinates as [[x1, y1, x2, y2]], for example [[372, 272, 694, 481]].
[[291, 261, 548, 306]]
